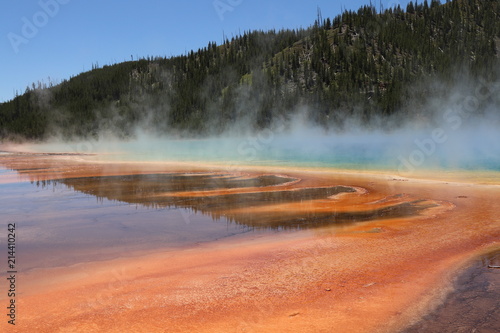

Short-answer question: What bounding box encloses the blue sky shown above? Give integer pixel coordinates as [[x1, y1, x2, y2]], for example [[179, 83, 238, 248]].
[[0, 0, 411, 103]]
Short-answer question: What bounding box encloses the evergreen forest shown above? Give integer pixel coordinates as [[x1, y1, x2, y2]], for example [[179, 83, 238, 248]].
[[1, 0, 499, 140]]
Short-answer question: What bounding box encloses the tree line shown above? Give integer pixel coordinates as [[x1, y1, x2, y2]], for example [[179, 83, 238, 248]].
[[0, 0, 498, 140]]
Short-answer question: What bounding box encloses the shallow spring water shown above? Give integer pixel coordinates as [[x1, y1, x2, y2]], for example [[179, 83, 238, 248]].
[[0, 152, 499, 331], [403, 250, 500, 333], [0, 155, 432, 270]]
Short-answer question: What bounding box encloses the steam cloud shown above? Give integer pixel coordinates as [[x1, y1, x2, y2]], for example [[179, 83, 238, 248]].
[[24, 69, 500, 175]]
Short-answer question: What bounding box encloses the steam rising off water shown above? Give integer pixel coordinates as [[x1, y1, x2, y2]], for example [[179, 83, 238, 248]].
[[11, 72, 499, 173], [29, 123, 500, 173]]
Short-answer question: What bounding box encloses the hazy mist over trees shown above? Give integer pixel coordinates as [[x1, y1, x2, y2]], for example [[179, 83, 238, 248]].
[[0, 0, 499, 141]]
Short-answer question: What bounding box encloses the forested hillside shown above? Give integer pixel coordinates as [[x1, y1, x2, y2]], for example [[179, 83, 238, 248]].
[[1, 0, 499, 140]]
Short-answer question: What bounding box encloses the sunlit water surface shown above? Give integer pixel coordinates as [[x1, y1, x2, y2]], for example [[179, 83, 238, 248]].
[[26, 133, 500, 171], [0, 152, 436, 270], [1, 145, 499, 330]]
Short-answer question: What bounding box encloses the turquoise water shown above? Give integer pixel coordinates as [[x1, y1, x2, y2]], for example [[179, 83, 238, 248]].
[[29, 129, 500, 172], [95, 136, 500, 172]]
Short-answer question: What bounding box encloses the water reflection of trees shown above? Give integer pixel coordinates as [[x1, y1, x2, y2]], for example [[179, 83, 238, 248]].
[[29, 173, 436, 230]]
